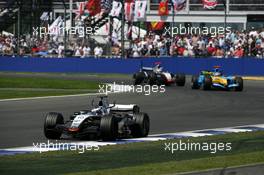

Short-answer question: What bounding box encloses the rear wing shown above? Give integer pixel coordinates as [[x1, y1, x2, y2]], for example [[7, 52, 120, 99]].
[[110, 104, 140, 113], [141, 67, 154, 71]]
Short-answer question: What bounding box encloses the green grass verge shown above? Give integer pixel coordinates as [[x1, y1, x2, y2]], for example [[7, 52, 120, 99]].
[[0, 72, 131, 79], [0, 76, 100, 89], [0, 131, 263, 175], [0, 76, 100, 99], [0, 89, 95, 99]]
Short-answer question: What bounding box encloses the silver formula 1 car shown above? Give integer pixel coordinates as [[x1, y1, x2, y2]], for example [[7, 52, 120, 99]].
[[44, 96, 150, 141], [133, 63, 186, 86]]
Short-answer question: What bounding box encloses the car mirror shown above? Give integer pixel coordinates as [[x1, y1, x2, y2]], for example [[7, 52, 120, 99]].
[[108, 101, 116, 109]]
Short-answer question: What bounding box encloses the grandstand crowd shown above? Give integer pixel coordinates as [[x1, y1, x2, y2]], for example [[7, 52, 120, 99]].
[[0, 28, 264, 58]]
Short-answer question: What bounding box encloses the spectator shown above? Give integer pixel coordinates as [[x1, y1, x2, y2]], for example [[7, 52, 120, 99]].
[[215, 46, 224, 58], [94, 46, 103, 58], [82, 45, 91, 58], [234, 44, 244, 58], [207, 42, 216, 57], [57, 43, 64, 58], [1, 27, 264, 58], [74, 44, 82, 57]]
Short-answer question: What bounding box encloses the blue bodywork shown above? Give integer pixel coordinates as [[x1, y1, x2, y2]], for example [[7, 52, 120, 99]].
[[194, 67, 241, 90]]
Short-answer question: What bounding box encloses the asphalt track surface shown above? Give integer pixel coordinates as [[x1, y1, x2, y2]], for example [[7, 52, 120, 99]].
[[0, 76, 264, 148]]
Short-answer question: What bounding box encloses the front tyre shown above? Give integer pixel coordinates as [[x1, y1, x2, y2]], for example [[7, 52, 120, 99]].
[[148, 72, 157, 86], [133, 73, 143, 85], [235, 77, 243, 91], [191, 75, 200, 89], [44, 112, 64, 139], [132, 113, 150, 138], [203, 76, 212, 90], [100, 115, 118, 141], [175, 74, 186, 86]]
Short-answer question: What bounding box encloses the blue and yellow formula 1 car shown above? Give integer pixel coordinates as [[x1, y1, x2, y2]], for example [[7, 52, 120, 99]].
[[191, 66, 243, 91]]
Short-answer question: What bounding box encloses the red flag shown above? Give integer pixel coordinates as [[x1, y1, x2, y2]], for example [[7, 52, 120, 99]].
[[86, 0, 101, 16], [159, 0, 169, 16], [125, 2, 134, 21], [149, 22, 165, 31], [202, 0, 218, 9]]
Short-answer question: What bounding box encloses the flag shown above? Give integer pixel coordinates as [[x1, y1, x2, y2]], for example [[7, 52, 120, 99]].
[[40, 12, 49, 21], [172, 0, 186, 12], [75, 2, 87, 19], [159, 0, 169, 16], [202, 0, 218, 9], [125, 2, 134, 21], [87, 0, 101, 16], [48, 16, 63, 35], [126, 25, 133, 39], [134, 0, 147, 21], [109, 1, 122, 17], [149, 22, 165, 31], [101, 0, 112, 13]]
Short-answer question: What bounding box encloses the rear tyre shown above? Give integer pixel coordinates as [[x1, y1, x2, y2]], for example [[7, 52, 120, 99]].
[[203, 76, 212, 90], [191, 75, 200, 89], [235, 77, 243, 91], [131, 113, 150, 138], [175, 74, 186, 86], [100, 115, 118, 141], [44, 112, 64, 139]]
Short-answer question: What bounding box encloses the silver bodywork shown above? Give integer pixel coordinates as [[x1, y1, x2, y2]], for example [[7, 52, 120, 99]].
[[70, 97, 138, 128]]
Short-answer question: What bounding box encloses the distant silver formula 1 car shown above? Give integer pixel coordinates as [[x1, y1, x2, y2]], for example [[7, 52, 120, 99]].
[[133, 63, 185, 86]]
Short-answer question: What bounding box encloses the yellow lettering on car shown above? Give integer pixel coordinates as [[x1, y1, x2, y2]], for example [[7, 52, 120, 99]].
[[212, 77, 227, 85]]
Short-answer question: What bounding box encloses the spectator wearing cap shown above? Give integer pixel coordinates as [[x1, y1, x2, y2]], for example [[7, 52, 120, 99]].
[[234, 44, 244, 58]]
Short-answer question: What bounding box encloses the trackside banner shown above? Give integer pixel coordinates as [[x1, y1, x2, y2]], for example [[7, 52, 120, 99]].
[[0, 57, 264, 76]]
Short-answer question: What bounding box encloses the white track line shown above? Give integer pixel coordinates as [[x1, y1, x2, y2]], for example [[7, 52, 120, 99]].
[[0, 84, 131, 102], [150, 123, 264, 137], [0, 92, 105, 102], [1, 123, 264, 155]]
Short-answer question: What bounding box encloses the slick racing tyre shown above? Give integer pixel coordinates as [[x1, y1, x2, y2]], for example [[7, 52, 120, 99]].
[[132, 113, 150, 138], [133, 73, 144, 85], [148, 72, 157, 85], [203, 75, 212, 90], [235, 77, 243, 91], [100, 115, 118, 141], [133, 105, 140, 114], [44, 112, 64, 139], [175, 74, 186, 86], [156, 74, 167, 86], [191, 75, 200, 89]]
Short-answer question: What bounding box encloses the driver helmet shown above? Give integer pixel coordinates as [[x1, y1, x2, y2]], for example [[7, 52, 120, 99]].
[[98, 100, 103, 107], [214, 72, 221, 76], [154, 64, 163, 72], [213, 70, 222, 76]]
